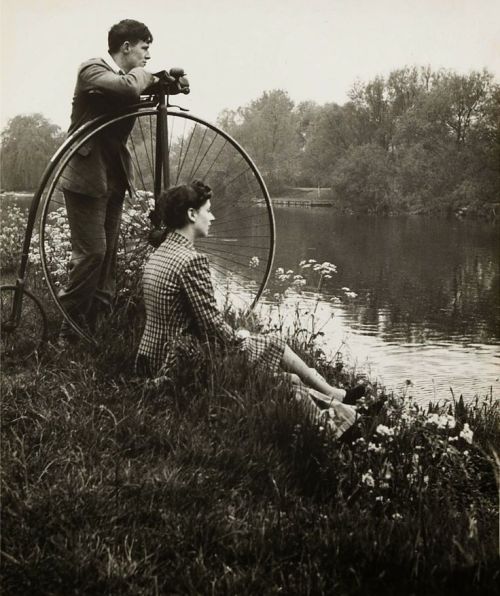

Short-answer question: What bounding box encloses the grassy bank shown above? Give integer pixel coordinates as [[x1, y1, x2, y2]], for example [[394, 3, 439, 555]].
[[1, 196, 499, 594], [1, 316, 499, 595]]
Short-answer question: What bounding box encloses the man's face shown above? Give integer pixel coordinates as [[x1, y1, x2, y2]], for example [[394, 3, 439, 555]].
[[122, 40, 151, 72]]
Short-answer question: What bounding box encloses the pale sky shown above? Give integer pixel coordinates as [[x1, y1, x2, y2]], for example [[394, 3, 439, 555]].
[[1, 0, 499, 131]]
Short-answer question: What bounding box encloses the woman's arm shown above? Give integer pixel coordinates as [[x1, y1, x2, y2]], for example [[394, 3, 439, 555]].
[[180, 253, 237, 344]]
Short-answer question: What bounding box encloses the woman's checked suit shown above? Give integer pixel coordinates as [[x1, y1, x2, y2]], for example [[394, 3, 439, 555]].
[[137, 231, 285, 376]]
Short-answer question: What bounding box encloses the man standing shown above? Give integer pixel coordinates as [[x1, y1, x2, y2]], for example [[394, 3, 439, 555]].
[[59, 19, 160, 341]]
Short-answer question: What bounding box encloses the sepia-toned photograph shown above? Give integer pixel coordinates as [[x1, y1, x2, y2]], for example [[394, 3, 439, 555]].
[[1, 0, 499, 593]]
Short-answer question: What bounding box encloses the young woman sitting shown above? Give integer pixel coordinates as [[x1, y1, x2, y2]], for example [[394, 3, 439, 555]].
[[136, 181, 365, 436]]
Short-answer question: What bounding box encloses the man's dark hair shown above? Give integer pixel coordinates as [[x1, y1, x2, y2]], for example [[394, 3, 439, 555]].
[[108, 19, 153, 53]]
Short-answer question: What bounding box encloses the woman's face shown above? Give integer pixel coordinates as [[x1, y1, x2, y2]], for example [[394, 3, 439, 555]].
[[192, 200, 215, 238]]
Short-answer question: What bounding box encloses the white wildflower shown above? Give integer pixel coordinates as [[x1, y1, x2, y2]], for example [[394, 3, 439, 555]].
[[375, 424, 394, 437], [459, 423, 474, 444], [425, 413, 456, 430], [362, 470, 375, 487]]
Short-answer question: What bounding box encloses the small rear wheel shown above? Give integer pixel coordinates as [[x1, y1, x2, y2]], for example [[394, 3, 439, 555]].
[[0, 285, 48, 362]]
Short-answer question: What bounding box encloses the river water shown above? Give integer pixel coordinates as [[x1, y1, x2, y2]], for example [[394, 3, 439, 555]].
[[265, 208, 499, 403]]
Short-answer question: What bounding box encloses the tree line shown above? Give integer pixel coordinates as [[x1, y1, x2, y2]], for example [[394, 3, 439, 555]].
[[1, 66, 499, 216], [219, 67, 500, 216]]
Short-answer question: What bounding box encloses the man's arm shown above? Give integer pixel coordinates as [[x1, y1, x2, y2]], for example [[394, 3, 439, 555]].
[[180, 254, 237, 344], [78, 60, 157, 101]]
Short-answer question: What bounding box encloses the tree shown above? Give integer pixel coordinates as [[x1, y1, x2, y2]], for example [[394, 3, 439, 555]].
[[0, 114, 65, 191], [434, 69, 496, 146], [299, 100, 377, 186], [348, 76, 392, 149], [299, 103, 349, 185], [392, 69, 500, 211], [217, 90, 302, 192], [330, 144, 396, 214], [386, 66, 431, 117]]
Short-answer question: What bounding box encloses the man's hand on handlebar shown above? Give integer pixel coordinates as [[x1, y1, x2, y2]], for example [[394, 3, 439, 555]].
[[148, 67, 190, 95]]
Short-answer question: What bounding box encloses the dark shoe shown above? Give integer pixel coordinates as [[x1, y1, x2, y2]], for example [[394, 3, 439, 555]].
[[57, 315, 84, 349], [344, 384, 366, 405], [87, 300, 112, 332], [361, 394, 387, 417]]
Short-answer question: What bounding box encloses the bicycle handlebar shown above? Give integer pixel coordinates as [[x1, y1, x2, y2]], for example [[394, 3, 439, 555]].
[[151, 67, 190, 95]]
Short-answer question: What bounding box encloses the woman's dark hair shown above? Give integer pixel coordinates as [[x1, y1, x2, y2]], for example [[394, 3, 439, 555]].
[[148, 181, 212, 247], [108, 19, 153, 53], [160, 180, 213, 229]]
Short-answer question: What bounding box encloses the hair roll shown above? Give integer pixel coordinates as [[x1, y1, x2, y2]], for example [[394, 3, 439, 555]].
[[148, 180, 212, 247]]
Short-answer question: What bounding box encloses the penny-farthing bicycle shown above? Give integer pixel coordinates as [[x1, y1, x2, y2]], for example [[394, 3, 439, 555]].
[[1, 83, 275, 358]]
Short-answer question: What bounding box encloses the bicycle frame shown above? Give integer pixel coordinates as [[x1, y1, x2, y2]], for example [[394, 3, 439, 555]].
[[5, 89, 275, 343]]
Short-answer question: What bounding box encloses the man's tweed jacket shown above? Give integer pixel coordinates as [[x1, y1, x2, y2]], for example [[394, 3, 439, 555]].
[[137, 232, 285, 376], [62, 57, 155, 199]]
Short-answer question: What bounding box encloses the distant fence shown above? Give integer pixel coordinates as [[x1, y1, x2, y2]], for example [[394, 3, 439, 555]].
[[271, 187, 333, 207], [271, 197, 333, 207]]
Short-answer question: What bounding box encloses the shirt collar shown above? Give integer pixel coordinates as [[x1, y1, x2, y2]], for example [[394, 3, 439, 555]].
[[102, 53, 123, 74], [168, 231, 195, 249]]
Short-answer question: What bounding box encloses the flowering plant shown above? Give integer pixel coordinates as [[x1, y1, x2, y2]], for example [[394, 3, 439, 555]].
[[0, 204, 28, 273]]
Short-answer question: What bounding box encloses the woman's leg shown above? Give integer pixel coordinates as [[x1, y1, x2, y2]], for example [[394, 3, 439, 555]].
[[280, 345, 347, 401]]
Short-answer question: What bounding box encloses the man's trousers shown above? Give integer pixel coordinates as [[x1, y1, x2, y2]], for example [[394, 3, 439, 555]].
[[58, 188, 124, 334]]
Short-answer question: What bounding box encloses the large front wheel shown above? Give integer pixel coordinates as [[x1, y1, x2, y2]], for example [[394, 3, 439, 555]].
[[37, 109, 275, 343]]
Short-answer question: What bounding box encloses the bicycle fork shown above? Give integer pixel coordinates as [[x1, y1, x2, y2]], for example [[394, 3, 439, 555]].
[[154, 89, 170, 198]]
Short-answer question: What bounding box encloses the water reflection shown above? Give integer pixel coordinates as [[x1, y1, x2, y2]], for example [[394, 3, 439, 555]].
[[273, 211, 500, 345], [260, 210, 499, 401]]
